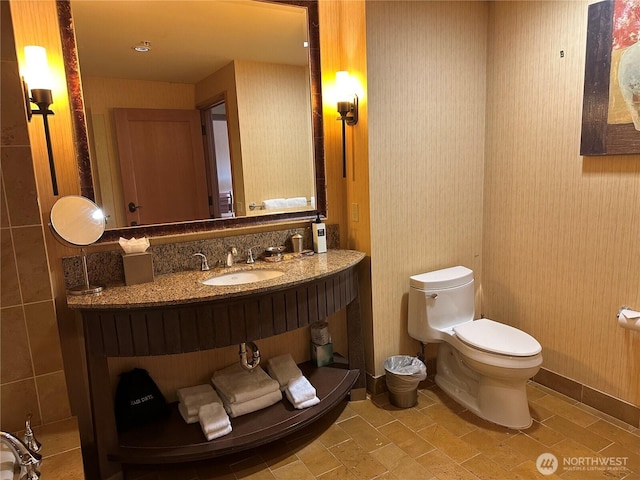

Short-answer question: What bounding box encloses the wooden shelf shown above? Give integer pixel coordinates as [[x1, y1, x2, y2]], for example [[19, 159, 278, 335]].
[[109, 363, 358, 464]]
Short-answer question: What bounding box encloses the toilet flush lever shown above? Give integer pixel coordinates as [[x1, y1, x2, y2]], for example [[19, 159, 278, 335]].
[[428, 294, 438, 299]]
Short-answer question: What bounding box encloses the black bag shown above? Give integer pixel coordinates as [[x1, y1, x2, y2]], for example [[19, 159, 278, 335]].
[[114, 368, 170, 431]]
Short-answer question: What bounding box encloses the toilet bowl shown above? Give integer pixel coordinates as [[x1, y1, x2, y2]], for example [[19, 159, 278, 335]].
[[408, 266, 542, 429]]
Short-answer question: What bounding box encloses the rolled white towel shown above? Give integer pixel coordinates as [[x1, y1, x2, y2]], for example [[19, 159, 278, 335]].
[[263, 198, 287, 209], [285, 197, 308, 208], [266, 354, 302, 390], [199, 402, 231, 438], [223, 389, 283, 418], [178, 403, 199, 424], [177, 384, 221, 416], [285, 375, 316, 405], [212, 363, 279, 404], [292, 396, 320, 410]]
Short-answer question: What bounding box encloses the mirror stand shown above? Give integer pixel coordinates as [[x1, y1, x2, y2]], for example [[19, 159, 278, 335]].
[[68, 247, 104, 296], [50, 195, 107, 295]]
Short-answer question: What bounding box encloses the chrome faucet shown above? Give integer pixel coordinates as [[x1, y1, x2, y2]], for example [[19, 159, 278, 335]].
[[23, 414, 41, 454], [246, 246, 260, 264], [226, 247, 237, 267], [0, 430, 41, 480], [193, 253, 210, 271]]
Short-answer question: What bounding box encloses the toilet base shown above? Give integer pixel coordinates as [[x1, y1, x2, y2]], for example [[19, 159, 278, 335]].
[[435, 343, 534, 430]]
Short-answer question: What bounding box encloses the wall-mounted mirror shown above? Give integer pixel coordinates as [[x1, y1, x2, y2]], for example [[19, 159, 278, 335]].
[[57, 0, 325, 242]]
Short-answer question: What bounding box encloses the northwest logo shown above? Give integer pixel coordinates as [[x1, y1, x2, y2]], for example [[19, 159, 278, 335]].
[[536, 453, 558, 475]]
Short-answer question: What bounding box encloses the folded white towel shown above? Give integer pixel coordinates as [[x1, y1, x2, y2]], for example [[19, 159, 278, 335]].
[[291, 395, 320, 410], [222, 389, 283, 418], [285, 375, 316, 405], [178, 403, 199, 424], [204, 423, 233, 441], [212, 363, 280, 404], [199, 402, 231, 436], [266, 354, 303, 390], [177, 384, 221, 416], [263, 198, 287, 209], [286, 197, 308, 207], [178, 384, 212, 403]]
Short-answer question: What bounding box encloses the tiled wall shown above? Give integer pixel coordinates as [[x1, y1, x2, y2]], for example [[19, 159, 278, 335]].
[[0, 2, 71, 433]]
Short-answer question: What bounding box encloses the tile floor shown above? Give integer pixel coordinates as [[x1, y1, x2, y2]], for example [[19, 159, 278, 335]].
[[125, 380, 640, 480]]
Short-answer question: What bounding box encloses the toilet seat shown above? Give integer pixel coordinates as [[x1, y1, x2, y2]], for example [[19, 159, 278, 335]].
[[453, 319, 541, 357]]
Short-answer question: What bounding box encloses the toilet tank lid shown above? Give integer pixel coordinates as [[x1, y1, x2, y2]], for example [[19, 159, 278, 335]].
[[410, 266, 473, 290]]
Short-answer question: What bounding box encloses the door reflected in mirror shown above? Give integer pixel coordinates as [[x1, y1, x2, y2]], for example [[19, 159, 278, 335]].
[[68, 0, 320, 229]]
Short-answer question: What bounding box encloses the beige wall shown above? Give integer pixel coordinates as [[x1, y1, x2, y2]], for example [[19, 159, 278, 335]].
[[484, 1, 640, 406], [365, 1, 488, 377], [1, 1, 71, 434], [235, 60, 315, 208], [319, 0, 373, 378], [82, 77, 195, 227]]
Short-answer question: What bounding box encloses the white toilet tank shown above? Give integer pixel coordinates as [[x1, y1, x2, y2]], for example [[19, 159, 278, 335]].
[[408, 266, 475, 343]]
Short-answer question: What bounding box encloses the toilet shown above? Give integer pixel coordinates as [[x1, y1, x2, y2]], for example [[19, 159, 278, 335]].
[[408, 266, 542, 429]]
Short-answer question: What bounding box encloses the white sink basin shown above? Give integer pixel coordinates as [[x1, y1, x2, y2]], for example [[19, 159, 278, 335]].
[[1, 444, 20, 480], [202, 269, 284, 286]]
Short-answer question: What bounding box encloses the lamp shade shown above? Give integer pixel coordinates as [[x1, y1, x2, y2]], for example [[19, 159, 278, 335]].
[[24, 46, 52, 90], [336, 71, 354, 103]]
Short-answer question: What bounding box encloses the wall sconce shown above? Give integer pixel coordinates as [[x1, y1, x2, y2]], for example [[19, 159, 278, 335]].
[[23, 46, 58, 195], [336, 71, 358, 178]]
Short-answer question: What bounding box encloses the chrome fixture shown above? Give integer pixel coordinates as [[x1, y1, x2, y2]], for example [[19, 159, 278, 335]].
[[193, 252, 210, 271], [226, 247, 237, 267], [239, 341, 261, 371], [246, 246, 260, 264], [23, 414, 41, 454], [0, 429, 42, 480]]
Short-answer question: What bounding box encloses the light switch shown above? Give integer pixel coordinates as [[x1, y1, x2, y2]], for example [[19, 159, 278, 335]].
[[351, 203, 359, 222]]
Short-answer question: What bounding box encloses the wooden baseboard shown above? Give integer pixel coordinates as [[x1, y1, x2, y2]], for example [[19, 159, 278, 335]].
[[533, 368, 640, 428]]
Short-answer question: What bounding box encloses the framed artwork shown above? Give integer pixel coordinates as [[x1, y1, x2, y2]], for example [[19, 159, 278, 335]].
[[581, 0, 640, 155]]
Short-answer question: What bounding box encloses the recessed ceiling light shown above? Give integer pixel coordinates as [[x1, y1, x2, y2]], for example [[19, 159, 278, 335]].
[[303, 41, 309, 48], [133, 41, 151, 53]]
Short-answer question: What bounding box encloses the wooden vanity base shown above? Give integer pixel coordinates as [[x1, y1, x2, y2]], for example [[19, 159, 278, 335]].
[[75, 259, 365, 479]]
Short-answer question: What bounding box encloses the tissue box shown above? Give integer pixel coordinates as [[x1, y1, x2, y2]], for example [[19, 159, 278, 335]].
[[311, 342, 333, 367], [123, 252, 154, 285]]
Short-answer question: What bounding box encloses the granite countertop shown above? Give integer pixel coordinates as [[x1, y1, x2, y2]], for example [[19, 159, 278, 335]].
[[66, 249, 365, 310]]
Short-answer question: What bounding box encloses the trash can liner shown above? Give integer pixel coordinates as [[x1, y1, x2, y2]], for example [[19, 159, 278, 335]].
[[384, 356, 427, 401], [384, 355, 426, 379]]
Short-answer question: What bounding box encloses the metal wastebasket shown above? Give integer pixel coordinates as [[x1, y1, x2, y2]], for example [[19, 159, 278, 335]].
[[384, 355, 427, 408]]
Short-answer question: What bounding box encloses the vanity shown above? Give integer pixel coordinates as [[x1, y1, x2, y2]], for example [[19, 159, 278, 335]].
[[67, 249, 365, 478]]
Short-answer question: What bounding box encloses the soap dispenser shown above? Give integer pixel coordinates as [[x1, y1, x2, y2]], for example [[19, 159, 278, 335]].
[[312, 213, 327, 253]]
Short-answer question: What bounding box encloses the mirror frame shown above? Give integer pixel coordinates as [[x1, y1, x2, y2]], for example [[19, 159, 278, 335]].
[[56, 0, 325, 243]]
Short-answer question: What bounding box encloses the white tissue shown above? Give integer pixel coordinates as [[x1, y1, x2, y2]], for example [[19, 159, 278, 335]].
[[618, 308, 640, 331], [118, 236, 150, 254]]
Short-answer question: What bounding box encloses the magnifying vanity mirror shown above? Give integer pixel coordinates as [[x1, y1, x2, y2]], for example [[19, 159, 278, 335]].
[[56, 0, 325, 243], [50, 195, 106, 294]]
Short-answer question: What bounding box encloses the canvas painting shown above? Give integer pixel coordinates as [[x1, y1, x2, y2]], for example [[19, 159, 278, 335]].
[[581, 0, 640, 155]]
